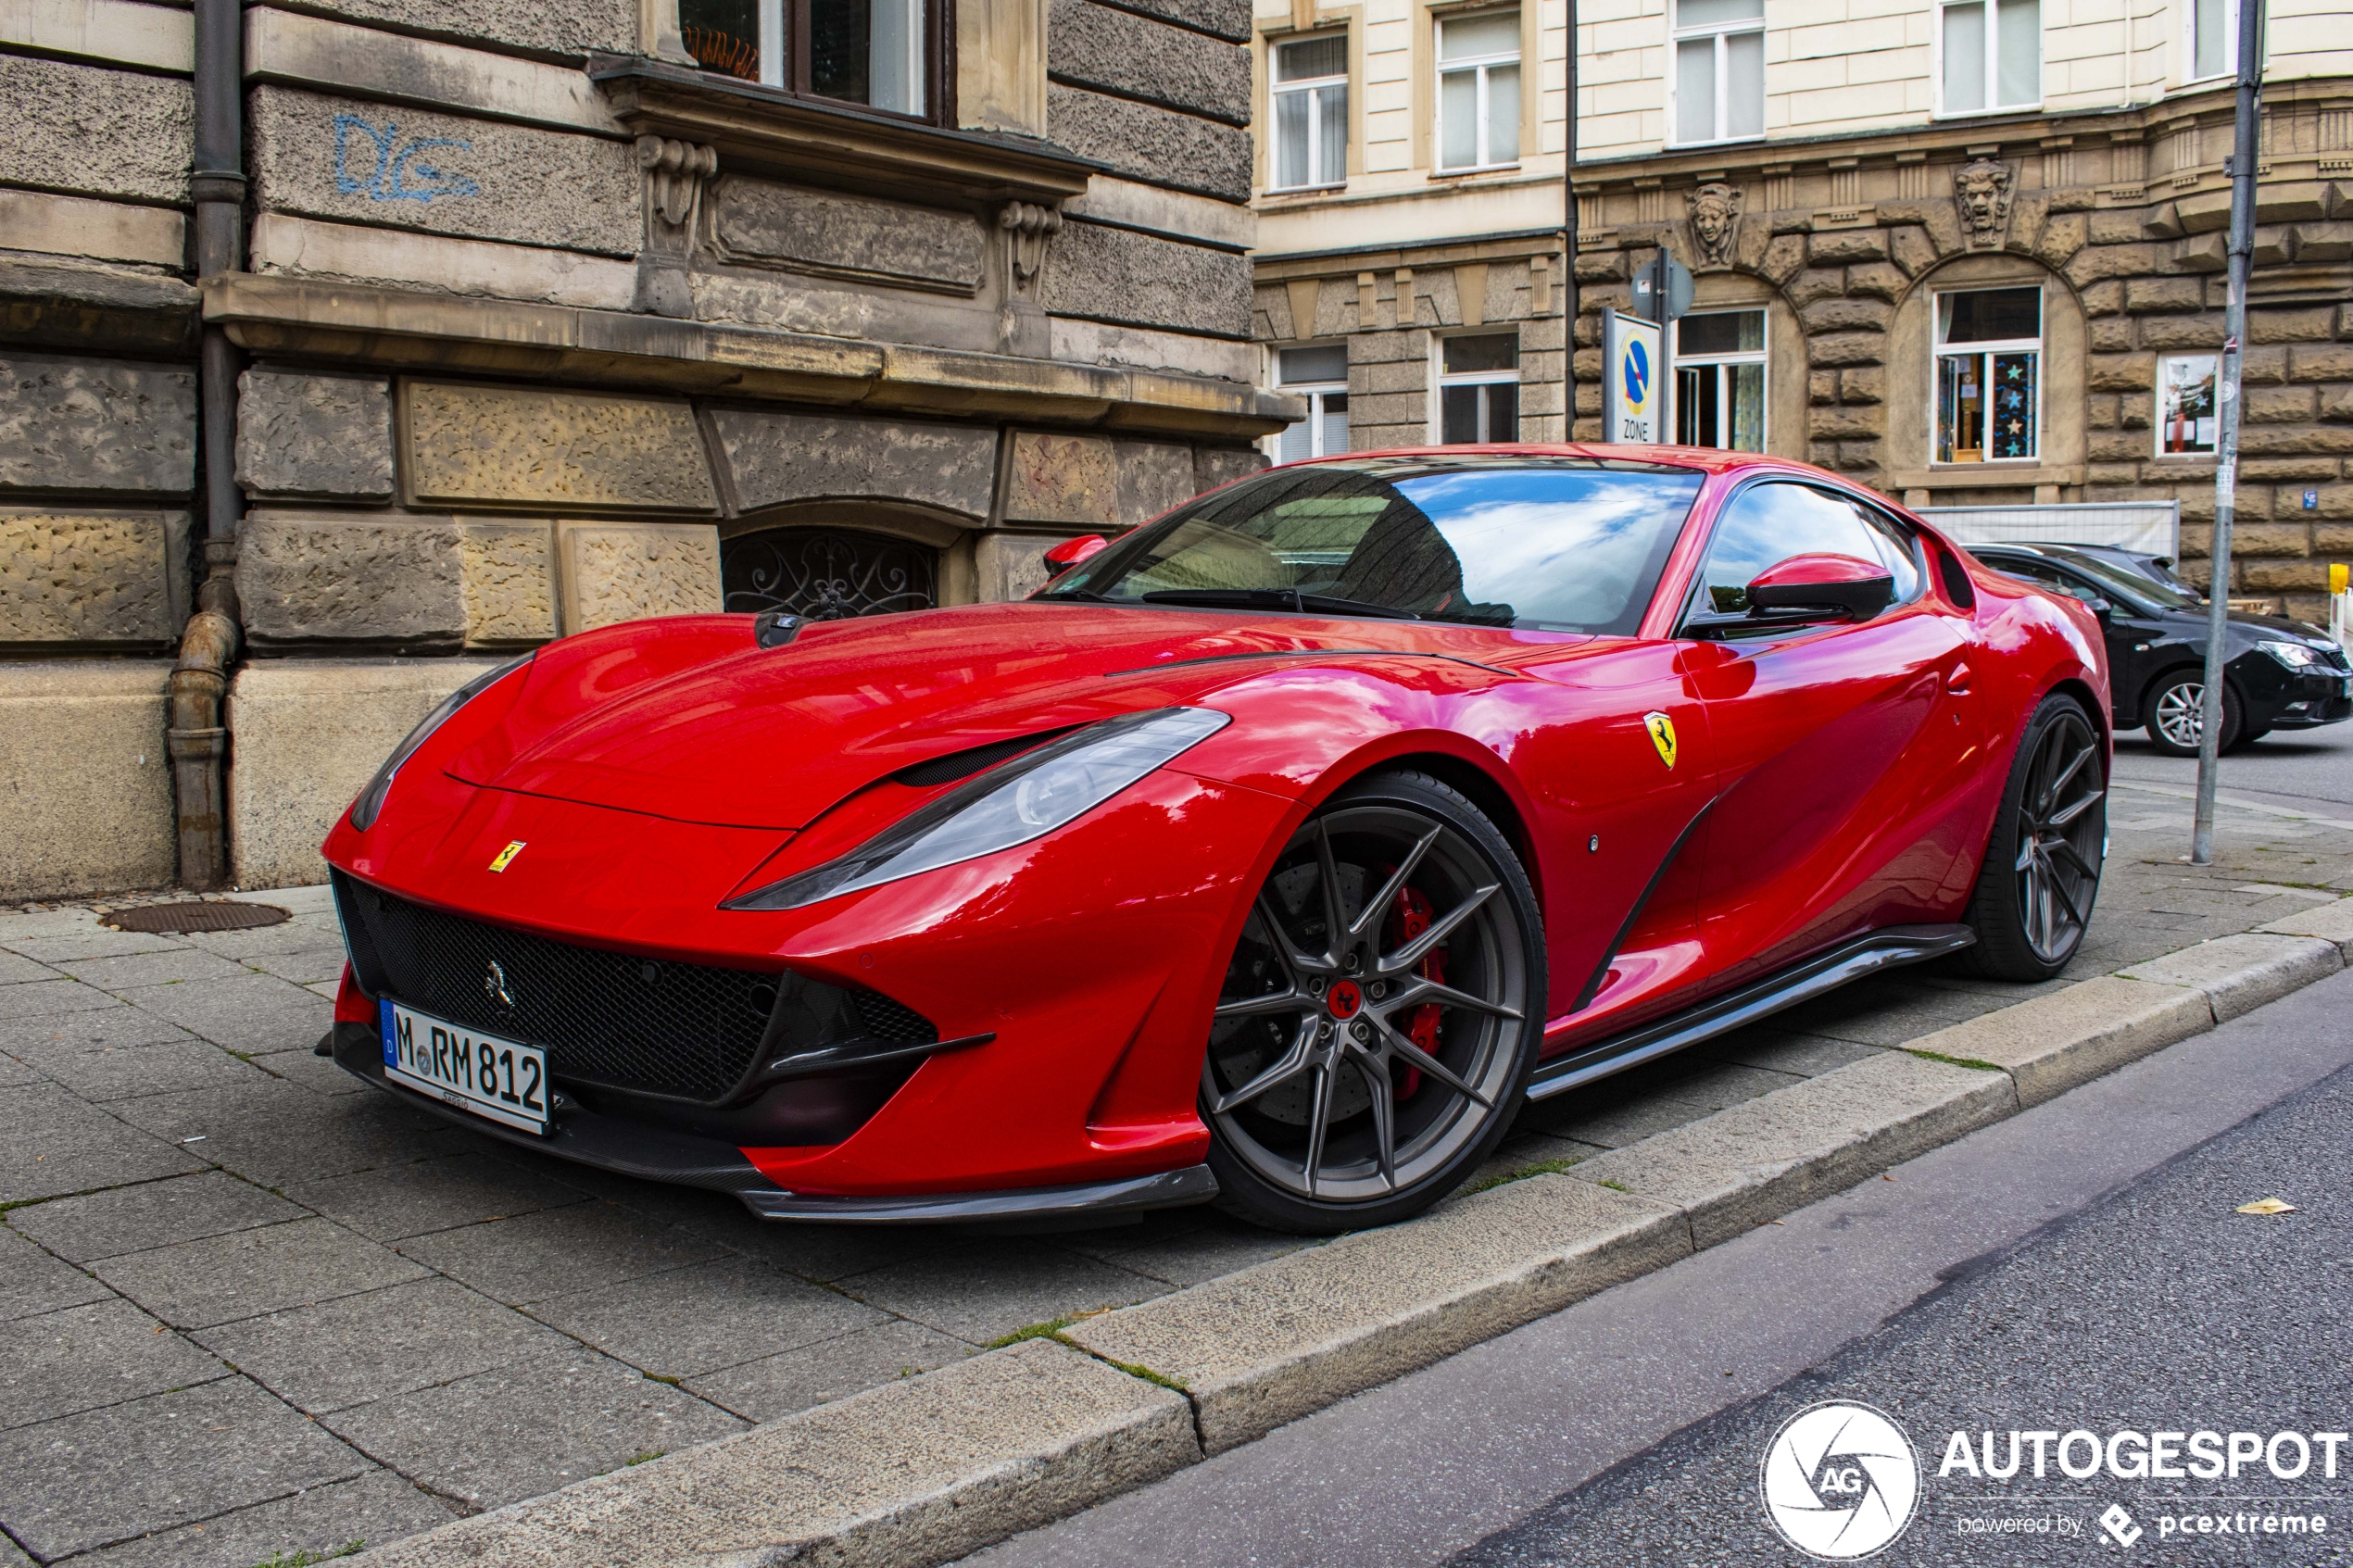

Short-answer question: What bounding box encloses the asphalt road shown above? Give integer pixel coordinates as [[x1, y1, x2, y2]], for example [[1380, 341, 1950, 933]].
[[2112, 707, 2353, 812], [965, 971, 2353, 1568]]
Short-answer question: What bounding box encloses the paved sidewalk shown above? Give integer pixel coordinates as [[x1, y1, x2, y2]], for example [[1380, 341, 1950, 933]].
[[3, 795, 2350, 1567]]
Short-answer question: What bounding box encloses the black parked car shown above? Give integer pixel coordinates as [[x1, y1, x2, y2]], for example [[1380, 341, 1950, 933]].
[[1970, 542, 2353, 756]]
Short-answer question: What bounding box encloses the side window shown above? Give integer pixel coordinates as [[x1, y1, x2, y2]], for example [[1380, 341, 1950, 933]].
[[1987, 558, 2100, 604], [1852, 503, 1925, 605], [1687, 483, 1901, 620]]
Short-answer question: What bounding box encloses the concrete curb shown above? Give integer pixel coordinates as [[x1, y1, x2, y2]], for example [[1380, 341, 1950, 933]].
[[344, 897, 2353, 1568]]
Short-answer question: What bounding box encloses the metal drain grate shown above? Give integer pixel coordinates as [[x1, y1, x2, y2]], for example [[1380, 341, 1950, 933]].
[[103, 902, 292, 935]]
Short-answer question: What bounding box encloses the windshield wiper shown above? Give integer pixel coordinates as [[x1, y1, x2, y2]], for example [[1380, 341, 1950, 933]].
[[1138, 588, 1420, 621]]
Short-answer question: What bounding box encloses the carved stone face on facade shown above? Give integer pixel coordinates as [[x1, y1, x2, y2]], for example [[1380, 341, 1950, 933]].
[[1686, 182, 1743, 269], [1953, 159, 2015, 248]]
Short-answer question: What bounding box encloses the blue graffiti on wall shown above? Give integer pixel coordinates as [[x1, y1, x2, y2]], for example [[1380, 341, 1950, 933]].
[[333, 115, 480, 203]]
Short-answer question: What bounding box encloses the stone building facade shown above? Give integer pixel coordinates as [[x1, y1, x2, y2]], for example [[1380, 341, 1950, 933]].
[[1243, 0, 2353, 619], [1, 0, 1281, 897]]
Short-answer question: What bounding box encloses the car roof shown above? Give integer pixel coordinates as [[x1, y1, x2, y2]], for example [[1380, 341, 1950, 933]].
[[1273, 443, 1821, 481]]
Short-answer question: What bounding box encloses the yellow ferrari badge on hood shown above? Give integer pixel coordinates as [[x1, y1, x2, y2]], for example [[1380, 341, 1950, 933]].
[[1643, 712, 1678, 770], [487, 841, 526, 872]]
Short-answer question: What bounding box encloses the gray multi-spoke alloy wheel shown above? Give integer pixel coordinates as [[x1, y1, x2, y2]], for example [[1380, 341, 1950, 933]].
[[1202, 770, 1544, 1234], [1957, 692, 2108, 982], [2144, 670, 2243, 758]]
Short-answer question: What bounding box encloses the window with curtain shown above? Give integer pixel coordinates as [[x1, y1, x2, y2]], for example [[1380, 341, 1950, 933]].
[[1272, 35, 1349, 190], [1275, 345, 1351, 462], [1934, 287, 2041, 464], [1436, 12, 1520, 172], [1437, 333, 1518, 444], [1939, 0, 2039, 114], [2188, 0, 2240, 80], [679, 0, 933, 118], [1671, 0, 1763, 146], [1675, 310, 1768, 453]]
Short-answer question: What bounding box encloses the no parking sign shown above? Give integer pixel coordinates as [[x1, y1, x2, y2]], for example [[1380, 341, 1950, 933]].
[[1604, 311, 1662, 444]]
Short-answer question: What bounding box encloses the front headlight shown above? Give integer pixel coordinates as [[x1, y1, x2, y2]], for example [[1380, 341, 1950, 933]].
[[2256, 639, 2321, 670], [724, 707, 1231, 912], [348, 655, 534, 831]]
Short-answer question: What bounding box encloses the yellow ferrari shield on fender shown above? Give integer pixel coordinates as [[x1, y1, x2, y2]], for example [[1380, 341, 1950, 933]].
[[1643, 711, 1678, 770]]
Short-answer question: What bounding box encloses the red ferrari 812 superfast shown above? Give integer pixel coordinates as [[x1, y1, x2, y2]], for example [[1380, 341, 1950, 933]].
[[321, 446, 2110, 1234]]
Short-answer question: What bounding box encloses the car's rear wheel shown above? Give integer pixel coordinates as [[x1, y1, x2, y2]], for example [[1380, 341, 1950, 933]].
[[1957, 693, 2107, 982], [2145, 670, 2242, 757], [1202, 771, 1544, 1234]]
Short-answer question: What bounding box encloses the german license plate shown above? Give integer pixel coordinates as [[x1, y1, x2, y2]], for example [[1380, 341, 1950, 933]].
[[381, 999, 549, 1134]]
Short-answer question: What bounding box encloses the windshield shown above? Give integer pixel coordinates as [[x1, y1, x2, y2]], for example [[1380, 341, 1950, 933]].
[[2045, 550, 2204, 613], [1039, 457, 1706, 635]]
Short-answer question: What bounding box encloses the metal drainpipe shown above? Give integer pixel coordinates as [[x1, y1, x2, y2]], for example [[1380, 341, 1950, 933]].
[[170, 0, 245, 890]]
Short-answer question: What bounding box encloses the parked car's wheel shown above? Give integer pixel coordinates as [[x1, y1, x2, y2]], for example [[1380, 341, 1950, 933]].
[[1957, 693, 2108, 982], [2144, 670, 2243, 757], [1202, 771, 1544, 1234]]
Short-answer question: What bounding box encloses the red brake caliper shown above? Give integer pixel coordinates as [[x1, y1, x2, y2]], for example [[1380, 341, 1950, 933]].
[[1390, 885, 1446, 1098]]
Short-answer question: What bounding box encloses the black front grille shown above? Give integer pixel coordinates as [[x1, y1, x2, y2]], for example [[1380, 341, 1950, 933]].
[[334, 872, 779, 1101]]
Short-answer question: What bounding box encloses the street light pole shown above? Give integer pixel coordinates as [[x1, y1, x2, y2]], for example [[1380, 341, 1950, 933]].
[[2191, 0, 2264, 866]]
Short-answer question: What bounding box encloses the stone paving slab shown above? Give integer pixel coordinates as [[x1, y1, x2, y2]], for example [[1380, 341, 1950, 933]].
[[0, 1298, 228, 1432], [1, 788, 2349, 1565]]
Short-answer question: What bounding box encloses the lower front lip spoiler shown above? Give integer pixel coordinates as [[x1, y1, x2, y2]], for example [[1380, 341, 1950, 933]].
[[739, 1165, 1219, 1224]]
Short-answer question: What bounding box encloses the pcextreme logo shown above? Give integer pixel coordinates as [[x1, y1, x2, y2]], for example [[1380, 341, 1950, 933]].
[[1760, 1402, 1922, 1560]]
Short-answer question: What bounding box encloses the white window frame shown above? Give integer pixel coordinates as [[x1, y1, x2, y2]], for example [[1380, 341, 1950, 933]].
[[1673, 310, 1768, 451], [2182, 0, 2241, 83], [2156, 353, 2220, 458], [1434, 12, 1522, 173], [1274, 345, 1351, 461], [1931, 285, 2043, 466], [1667, 0, 1764, 149], [1433, 332, 1520, 444], [1270, 34, 1350, 193], [1934, 0, 2042, 118]]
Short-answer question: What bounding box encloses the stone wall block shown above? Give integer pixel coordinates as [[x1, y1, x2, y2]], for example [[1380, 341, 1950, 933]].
[[0, 56, 191, 204], [2241, 458, 2340, 482], [459, 520, 557, 645], [1732, 218, 1775, 273], [2231, 522, 2315, 558], [1114, 439, 1197, 526], [1193, 445, 1266, 493], [1755, 234, 1808, 285], [2321, 387, 2353, 424], [711, 179, 985, 292], [1807, 369, 1839, 405], [2285, 345, 2353, 383], [713, 410, 998, 521], [1046, 0, 1250, 124], [1573, 248, 1629, 282], [1875, 199, 1963, 254], [2034, 212, 2087, 268], [0, 508, 190, 646], [1843, 262, 1907, 304], [2086, 395, 2120, 430], [235, 371, 395, 500], [2089, 318, 2137, 353], [1575, 382, 1602, 416], [2087, 210, 2145, 245], [1886, 225, 1939, 277], [1807, 407, 1879, 441], [0, 353, 195, 495], [1841, 366, 1886, 405], [1798, 298, 1891, 335], [2065, 242, 2170, 287], [2137, 314, 2224, 351], [249, 86, 639, 257], [1046, 85, 1251, 204], [1786, 269, 1845, 308], [0, 661, 174, 897], [1042, 220, 1252, 338], [2087, 353, 2157, 393], [2242, 345, 2287, 383], [2120, 393, 2154, 429], [406, 383, 719, 512], [2241, 560, 2333, 591], [236, 513, 466, 645], [1106, 0, 1252, 42], [1805, 332, 1884, 368], [2238, 425, 2353, 457], [2088, 432, 2148, 463], [1806, 229, 1888, 265], [2301, 222, 2353, 262], [2245, 386, 2319, 424], [1006, 431, 1118, 525], [973, 532, 1069, 604], [2124, 277, 2206, 314], [2174, 232, 2228, 271], [319, 0, 637, 61], [2250, 307, 2339, 345], [2080, 279, 2126, 316], [557, 521, 723, 633]]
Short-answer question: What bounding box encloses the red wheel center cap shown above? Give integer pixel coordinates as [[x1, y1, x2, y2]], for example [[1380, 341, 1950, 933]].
[[1327, 980, 1364, 1020]]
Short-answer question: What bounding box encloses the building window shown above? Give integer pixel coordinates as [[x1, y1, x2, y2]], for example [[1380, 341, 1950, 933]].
[[1939, 0, 2039, 115], [1438, 332, 1518, 443], [2187, 0, 2241, 80], [2158, 355, 2220, 456], [1272, 35, 1349, 191], [1275, 345, 1351, 461], [1934, 287, 2041, 463], [680, 0, 933, 118], [1436, 12, 1520, 172], [1670, 0, 1763, 146], [1675, 310, 1767, 452]]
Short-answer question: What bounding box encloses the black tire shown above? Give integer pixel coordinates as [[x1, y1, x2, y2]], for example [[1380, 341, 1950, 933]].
[[1956, 693, 2108, 982], [2143, 669, 2242, 758], [1202, 770, 1545, 1234]]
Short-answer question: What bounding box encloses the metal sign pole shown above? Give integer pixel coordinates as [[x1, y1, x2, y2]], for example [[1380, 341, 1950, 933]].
[[2192, 0, 2264, 866]]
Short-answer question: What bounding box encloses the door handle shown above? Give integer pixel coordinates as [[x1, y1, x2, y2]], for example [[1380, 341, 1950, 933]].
[[1945, 662, 1972, 695]]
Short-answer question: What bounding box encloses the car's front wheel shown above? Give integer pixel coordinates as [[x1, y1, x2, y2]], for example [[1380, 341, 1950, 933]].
[[1957, 692, 2108, 982], [1202, 771, 1544, 1234], [2145, 670, 2243, 757]]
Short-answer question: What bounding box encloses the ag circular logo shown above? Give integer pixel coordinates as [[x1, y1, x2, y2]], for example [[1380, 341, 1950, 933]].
[[1619, 338, 1652, 412], [1759, 1401, 1919, 1560]]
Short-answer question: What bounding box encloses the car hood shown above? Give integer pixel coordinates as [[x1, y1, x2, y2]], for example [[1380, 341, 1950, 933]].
[[446, 604, 1555, 830]]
